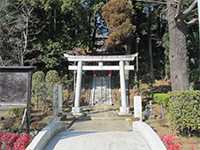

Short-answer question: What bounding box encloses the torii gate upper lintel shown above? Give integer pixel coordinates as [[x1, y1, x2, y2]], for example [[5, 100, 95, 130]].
[[64, 54, 138, 115]]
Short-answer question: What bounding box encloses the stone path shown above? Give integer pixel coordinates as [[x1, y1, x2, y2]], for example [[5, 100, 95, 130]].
[[44, 106, 152, 150]]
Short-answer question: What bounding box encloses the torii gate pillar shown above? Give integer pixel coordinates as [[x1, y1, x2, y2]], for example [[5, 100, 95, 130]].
[[119, 61, 129, 115], [72, 61, 82, 115]]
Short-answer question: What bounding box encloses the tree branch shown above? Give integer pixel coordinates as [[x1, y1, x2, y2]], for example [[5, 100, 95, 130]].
[[134, 0, 166, 5], [186, 17, 198, 26], [182, 0, 197, 17], [177, 0, 184, 16]]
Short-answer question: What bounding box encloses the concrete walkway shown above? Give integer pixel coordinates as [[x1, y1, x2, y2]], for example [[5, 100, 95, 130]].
[[69, 119, 132, 132], [44, 118, 152, 150], [27, 103, 166, 150], [45, 131, 151, 150], [44, 105, 155, 150]]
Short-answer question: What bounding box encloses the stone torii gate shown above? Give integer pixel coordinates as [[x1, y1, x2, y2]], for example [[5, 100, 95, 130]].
[[64, 54, 138, 115]]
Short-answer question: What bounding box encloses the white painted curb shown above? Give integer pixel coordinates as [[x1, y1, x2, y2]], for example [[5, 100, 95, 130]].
[[26, 119, 65, 150], [132, 121, 166, 150]]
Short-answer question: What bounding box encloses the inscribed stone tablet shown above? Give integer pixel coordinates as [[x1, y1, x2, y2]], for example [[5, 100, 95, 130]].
[[0, 72, 28, 107]]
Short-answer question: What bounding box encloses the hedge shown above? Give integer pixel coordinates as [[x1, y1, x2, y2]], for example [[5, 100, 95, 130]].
[[168, 90, 200, 135]]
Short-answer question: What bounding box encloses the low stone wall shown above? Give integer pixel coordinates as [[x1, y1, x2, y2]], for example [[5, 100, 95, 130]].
[[132, 121, 166, 150], [26, 119, 65, 150]]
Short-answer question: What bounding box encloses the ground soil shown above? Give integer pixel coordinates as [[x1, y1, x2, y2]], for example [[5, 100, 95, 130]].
[[148, 104, 200, 150]]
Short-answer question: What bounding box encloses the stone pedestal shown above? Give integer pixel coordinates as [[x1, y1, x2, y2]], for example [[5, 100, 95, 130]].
[[118, 107, 130, 115], [72, 107, 81, 115], [134, 96, 142, 121]]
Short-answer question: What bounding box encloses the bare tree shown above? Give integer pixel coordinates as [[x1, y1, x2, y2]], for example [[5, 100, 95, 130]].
[[16, 2, 46, 66], [18, 4, 33, 66]]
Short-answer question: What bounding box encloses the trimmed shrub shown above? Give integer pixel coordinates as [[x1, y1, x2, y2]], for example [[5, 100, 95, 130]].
[[168, 90, 200, 135], [45, 70, 60, 85], [32, 71, 47, 109], [154, 93, 170, 119], [45, 70, 60, 98], [154, 93, 170, 107], [32, 71, 45, 83], [32, 71, 46, 96]]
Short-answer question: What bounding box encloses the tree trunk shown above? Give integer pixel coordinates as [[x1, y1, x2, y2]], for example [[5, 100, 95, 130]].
[[148, 6, 154, 84], [20, 53, 24, 66], [53, 8, 57, 37], [167, 0, 189, 91], [91, 15, 97, 52]]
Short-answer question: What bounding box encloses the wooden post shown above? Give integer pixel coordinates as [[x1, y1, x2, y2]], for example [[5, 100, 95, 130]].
[[26, 71, 32, 133]]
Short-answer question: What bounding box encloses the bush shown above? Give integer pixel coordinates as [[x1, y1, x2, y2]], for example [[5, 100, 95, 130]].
[[168, 90, 200, 135], [45, 70, 60, 85], [154, 93, 170, 107], [8, 108, 24, 118], [32, 71, 45, 83], [0, 132, 31, 150], [61, 74, 73, 89], [32, 71, 46, 96], [32, 71, 47, 109], [45, 70, 60, 98], [161, 135, 181, 150]]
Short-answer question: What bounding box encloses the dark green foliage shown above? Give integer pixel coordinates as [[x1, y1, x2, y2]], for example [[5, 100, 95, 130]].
[[0, 0, 100, 68], [0, 0, 22, 65], [0, 0, 199, 83], [41, 40, 65, 69], [188, 25, 199, 83], [168, 91, 200, 135], [162, 33, 170, 79], [61, 74, 72, 87]]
